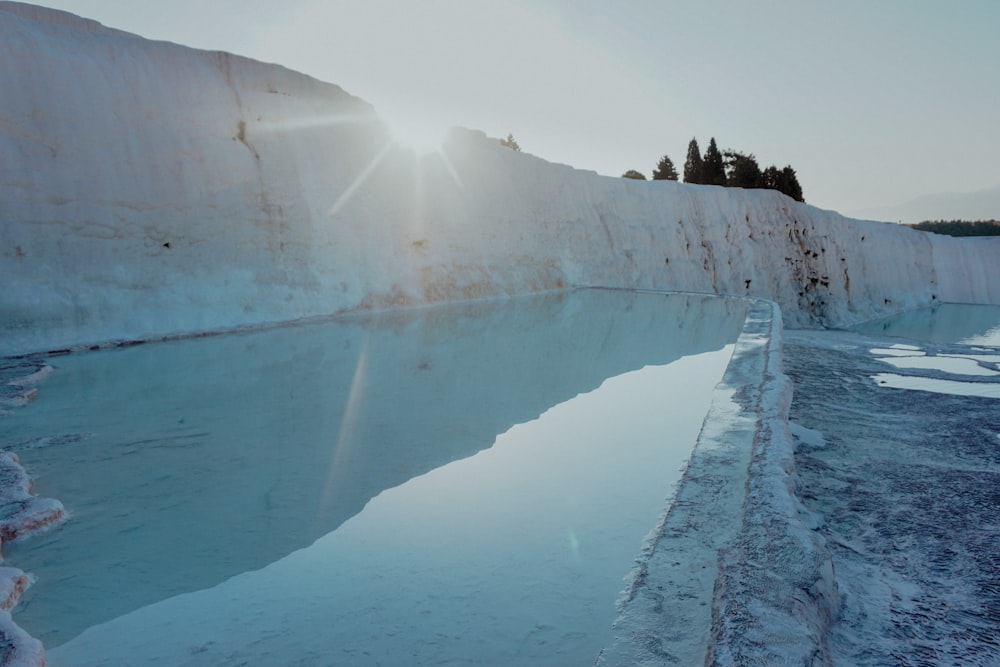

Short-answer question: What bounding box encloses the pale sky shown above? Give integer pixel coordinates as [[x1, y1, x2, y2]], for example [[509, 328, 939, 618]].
[[31, 0, 1000, 215]]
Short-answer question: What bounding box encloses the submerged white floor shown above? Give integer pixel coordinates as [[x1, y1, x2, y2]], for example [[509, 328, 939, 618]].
[[2, 290, 746, 665]]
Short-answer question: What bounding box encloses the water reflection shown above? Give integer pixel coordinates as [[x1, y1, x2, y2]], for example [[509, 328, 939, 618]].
[[3, 289, 746, 663], [853, 303, 1000, 346]]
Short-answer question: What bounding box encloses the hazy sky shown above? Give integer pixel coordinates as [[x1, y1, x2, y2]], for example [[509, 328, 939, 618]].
[[32, 0, 1000, 214]]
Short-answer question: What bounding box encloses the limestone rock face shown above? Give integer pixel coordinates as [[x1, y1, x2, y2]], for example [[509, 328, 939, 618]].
[[2, 1, 999, 357]]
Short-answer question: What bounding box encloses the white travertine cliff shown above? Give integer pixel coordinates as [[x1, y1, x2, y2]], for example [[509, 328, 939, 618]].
[[4, 5, 1000, 665], [3, 2, 999, 357]]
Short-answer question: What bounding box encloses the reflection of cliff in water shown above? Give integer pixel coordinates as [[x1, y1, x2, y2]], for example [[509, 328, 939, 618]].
[[852, 303, 1000, 346], [3, 289, 746, 646]]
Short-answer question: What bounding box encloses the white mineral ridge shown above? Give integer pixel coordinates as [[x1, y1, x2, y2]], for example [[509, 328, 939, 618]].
[[2, 2, 1000, 356], [0, 610, 44, 667]]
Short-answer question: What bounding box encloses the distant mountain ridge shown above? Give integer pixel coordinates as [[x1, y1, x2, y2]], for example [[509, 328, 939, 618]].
[[849, 184, 1000, 224]]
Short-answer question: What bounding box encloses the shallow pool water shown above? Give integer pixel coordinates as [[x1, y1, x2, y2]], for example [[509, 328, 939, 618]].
[[853, 303, 1000, 346], [3, 289, 746, 665], [854, 303, 1000, 401]]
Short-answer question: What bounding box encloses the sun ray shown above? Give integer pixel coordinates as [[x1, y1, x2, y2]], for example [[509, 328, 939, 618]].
[[255, 112, 381, 133], [317, 337, 369, 523], [435, 143, 464, 189], [329, 141, 395, 217]]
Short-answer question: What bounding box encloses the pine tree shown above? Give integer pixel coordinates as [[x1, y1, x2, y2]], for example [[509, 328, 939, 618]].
[[762, 165, 780, 190], [683, 138, 703, 184], [499, 133, 521, 151], [779, 165, 804, 202], [652, 155, 679, 181], [762, 164, 805, 202], [701, 138, 726, 186], [621, 169, 647, 180], [723, 151, 763, 189]]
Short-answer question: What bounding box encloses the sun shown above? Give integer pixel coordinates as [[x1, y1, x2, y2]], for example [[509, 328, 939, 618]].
[[384, 112, 450, 155]]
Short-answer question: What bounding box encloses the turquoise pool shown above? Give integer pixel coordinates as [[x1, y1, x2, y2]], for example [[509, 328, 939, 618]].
[[2, 289, 747, 665]]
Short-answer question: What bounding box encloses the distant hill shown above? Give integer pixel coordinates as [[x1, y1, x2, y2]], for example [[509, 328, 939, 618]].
[[907, 220, 1000, 237], [848, 185, 1000, 225]]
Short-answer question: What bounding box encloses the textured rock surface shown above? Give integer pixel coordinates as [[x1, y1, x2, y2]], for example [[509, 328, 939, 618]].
[[784, 331, 1000, 666], [0, 367, 66, 546], [3, 2, 1000, 356], [0, 360, 57, 667], [0, 610, 44, 667]]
